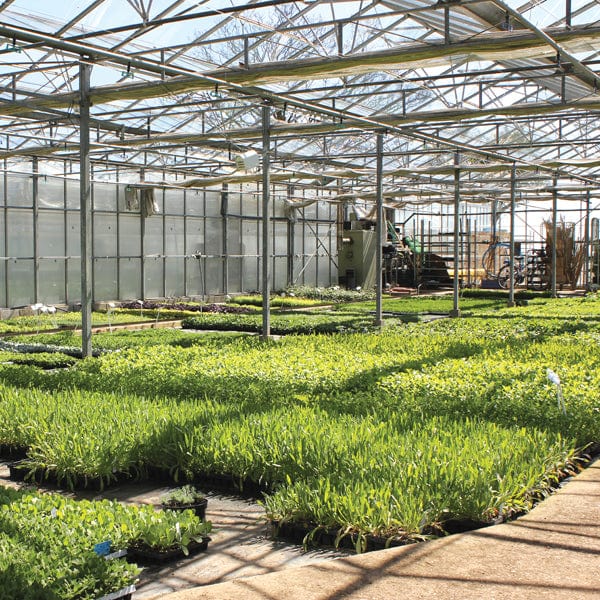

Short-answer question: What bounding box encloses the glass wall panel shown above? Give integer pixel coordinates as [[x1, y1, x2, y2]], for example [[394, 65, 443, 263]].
[[302, 203, 318, 219], [94, 258, 118, 300], [164, 189, 184, 215], [66, 212, 80, 257], [185, 256, 201, 296], [93, 182, 117, 211], [7, 259, 34, 306], [242, 257, 259, 291], [66, 179, 79, 210], [273, 256, 287, 290], [240, 192, 258, 217], [165, 216, 184, 255], [273, 195, 286, 218], [0, 261, 5, 306], [0, 172, 4, 206], [144, 216, 163, 255], [227, 191, 241, 214], [204, 190, 221, 217], [317, 222, 336, 286], [38, 210, 65, 257], [150, 190, 163, 214], [0, 209, 5, 255], [93, 214, 117, 257], [205, 218, 222, 255], [119, 258, 141, 300], [38, 259, 65, 304], [165, 258, 185, 297], [227, 218, 242, 254], [66, 258, 80, 303], [241, 220, 259, 258], [300, 258, 317, 285], [145, 257, 164, 298], [227, 257, 242, 292], [119, 214, 141, 256], [185, 217, 204, 255], [38, 177, 65, 209], [6, 174, 33, 207], [204, 257, 223, 294], [302, 222, 317, 255], [186, 190, 204, 216], [7, 210, 33, 257], [273, 221, 287, 255]]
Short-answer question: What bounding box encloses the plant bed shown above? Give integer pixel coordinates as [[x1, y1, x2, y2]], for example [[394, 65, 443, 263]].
[[7, 461, 135, 491], [192, 472, 271, 498], [0, 444, 28, 461], [271, 520, 415, 553], [422, 517, 502, 536], [7, 460, 31, 482], [127, 536, 210, 564], [97, 584, 137, 600], [146, 464, 173, 483]]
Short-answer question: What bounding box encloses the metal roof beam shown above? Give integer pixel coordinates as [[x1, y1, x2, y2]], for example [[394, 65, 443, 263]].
[[0, 23, 599, 116]]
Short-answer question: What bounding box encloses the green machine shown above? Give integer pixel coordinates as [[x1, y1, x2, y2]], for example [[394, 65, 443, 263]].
[[339, 229, 377, 289]]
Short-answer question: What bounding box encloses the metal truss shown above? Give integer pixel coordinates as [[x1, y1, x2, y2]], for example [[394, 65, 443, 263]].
[[0, 1, 599, 199]]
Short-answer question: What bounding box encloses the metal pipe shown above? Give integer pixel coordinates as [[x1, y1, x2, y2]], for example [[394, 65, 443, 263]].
[[79, 60, 93, 357], [32, 156, 39, 303], [585, 189, 591, 289], [492, 0, 599, 91], [508, 163, 516, 307], [466, 217, 472, 287], [261, 104, 271, 340], [551, 174, 558, 297], [375, 132, 384, 327], [451, 152, 461, 317]]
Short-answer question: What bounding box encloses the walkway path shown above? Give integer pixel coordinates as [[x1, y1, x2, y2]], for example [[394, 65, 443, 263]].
[[162, 457, 600, 600]]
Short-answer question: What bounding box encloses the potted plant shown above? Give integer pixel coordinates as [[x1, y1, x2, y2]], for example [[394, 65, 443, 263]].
[[127, 508, 212, 563], [160, 485, 208, 520]]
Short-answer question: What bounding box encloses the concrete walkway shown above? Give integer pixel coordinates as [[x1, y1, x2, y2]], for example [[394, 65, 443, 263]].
[[162, 458, 600, 600]]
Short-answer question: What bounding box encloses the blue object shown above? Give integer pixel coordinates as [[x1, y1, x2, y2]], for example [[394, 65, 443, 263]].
[[93, 540, 112, 556]]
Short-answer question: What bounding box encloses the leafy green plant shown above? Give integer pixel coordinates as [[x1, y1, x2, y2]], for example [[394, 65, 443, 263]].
[[0, 297, 599, 551], [160, 485, 206, 507]]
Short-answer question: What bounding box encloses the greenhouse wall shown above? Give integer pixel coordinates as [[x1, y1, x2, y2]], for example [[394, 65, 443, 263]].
[[0, 172, 338, 308]]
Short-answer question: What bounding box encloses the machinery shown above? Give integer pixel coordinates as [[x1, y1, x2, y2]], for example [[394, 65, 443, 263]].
[[338, 219, 452, 290]]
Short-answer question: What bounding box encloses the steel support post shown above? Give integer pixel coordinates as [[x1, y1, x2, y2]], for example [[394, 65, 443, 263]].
[[450, 152, 461, 317], [79, 60, 93, 357], [551, 174, 558, 298], [261, 104, 271, 340], [375, 132, 384, 327], [32, 157, 39, 303], [221, 183, 229, 295], [585, 189, 591, 289], [508, 163, 517, 307]]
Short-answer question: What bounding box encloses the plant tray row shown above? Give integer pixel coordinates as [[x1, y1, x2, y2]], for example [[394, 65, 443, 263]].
[[6, 458, 271, 498], [270, 521, 416, 552], [97, 585, 136, 600], [127, 537, 210, 564], [271, 517, 504, 552], [7, 460, 136, 491]]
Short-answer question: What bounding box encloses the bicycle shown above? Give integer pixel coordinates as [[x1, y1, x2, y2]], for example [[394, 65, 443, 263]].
[[497, 248, 549, 291]]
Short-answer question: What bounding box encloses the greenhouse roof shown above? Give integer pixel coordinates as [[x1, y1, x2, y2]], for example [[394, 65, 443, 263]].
[[2, 0, 600, 205]]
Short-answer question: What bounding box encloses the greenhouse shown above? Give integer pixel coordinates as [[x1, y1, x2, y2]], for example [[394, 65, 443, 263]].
[[0, 1, 599, 598]]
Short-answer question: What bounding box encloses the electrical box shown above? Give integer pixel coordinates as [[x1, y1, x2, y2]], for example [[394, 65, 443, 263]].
[[338, 229, 377, 289]]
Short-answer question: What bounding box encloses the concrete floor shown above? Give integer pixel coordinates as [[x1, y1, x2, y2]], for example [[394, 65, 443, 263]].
[[0, 464, 348, 598], [162, 458, 600, 600], [1, 458, 599, 600]]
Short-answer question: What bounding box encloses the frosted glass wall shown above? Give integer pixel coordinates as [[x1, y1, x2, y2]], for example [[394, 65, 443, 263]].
[[0, 172, 338, 307]]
